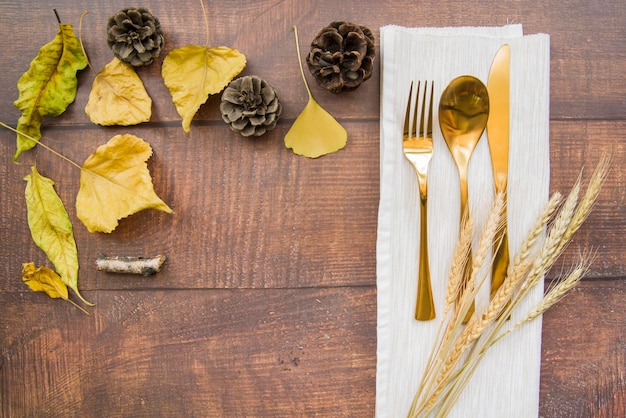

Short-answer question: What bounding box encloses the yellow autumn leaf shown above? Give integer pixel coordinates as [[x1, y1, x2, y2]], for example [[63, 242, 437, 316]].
[[76, 134, 172, 233], [162, 45, 246, 133], [85, 57, 152, 126], [285, 98, 347, 158], [24, 166, 92, 306], [22, 262, 69, 300], [22, 262, 91, 315], [13, 23, 88, 161], [285, 26, 347, 158]]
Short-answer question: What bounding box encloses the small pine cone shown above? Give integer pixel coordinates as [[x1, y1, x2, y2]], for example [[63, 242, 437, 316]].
[[220, 76, 282, 137], [107, 7, 164, 67], [307, 21, 375, 93]]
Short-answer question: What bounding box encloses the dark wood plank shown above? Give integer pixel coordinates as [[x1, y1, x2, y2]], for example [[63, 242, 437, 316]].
[[540, 279, 626, 418], [0, 0, 623, 124], [0, 120, 380, 292], [1, 120, 622, 293], [0, 287, 377, 417], [548, 121, 626, 280], [1, 281, 624, 417]]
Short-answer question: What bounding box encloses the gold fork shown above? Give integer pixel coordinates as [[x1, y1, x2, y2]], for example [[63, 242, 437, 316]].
[[403, 80, 435, 321]]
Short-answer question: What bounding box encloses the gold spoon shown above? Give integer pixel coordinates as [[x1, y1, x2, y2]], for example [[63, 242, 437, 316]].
[[439, 76, 490, 320]]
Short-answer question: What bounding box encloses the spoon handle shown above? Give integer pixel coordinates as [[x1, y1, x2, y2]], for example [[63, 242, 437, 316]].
[[459, 177, 475, 323]]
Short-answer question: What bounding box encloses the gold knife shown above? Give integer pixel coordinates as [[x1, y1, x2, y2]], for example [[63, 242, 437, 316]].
[[487, 44, 511, 298]]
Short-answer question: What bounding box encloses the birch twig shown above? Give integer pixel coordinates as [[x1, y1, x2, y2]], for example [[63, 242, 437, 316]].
[[96, 254, 166, 276]]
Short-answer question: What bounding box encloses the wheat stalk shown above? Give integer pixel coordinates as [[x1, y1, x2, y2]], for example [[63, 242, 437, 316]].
[[408, 151, 611, 418], [444, 253, 593, 416], [411, 194, 505, 416], [411, 214, 475, 414]]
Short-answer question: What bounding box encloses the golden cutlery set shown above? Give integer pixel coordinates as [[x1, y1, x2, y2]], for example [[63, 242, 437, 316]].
[[404, 45, 511, 321]]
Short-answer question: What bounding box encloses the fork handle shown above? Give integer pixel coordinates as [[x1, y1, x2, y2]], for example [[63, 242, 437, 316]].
[[415, 196, 435, 321]]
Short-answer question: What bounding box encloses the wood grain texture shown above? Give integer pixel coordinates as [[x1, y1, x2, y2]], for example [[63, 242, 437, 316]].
[[540, 280, 626, 418], [0, 0, 624, 416], [0, 288, 376, 417]]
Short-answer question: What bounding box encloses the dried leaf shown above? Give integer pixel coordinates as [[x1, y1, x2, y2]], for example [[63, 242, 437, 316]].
[[22, 262, 69, 300], [13, 23, 88, 161], [76, 134, 173, 233], [85, 57, 152, 126], [22, 262, 91, 315], [24, 166, 92, 306], [285, 26, 347, 158], [162, 45, 246, 133]]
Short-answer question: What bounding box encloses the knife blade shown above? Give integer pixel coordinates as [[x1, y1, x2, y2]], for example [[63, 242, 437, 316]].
[[487, 44, 511, 298]]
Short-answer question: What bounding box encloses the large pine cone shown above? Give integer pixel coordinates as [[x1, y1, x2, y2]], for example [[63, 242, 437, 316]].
[[307, 21, 375, 93], [220, 76, 282, 137], [107, 7, 164, 67]]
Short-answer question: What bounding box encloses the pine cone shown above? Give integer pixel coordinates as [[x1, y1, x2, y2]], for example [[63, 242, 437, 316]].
[[220, 76, 282, 137], [307, 21, 375, 93], [107, 7, 164, 67]]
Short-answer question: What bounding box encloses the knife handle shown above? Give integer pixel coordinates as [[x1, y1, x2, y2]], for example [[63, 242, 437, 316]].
[[491, 230, 509, 294]]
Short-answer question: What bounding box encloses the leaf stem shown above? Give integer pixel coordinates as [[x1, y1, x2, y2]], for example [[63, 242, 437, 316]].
[[53, 8, 61, 24], [0, 122, 82, 170], [292, 25, 313, 99], [200, 0, 210, 48], [66, 297, 91, 316], [78, 11, 95, 74]]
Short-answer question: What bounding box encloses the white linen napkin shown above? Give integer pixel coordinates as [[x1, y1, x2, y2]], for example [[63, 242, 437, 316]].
[[376, 25, 550, 417]]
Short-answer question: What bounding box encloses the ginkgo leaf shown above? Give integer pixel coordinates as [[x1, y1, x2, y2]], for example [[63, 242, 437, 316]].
[[22, 262, 69, 300], [24, 166, 92, 306], [284, 98, 347, 158], [285, 26, 347, 158], [76, 134, 173, 233], [85, 57, 152, 126], [162, 45, 246, 133], [13, 23, 88, 161]]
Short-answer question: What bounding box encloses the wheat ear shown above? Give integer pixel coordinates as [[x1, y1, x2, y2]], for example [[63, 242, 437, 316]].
[[509, 192, 563, 276], [521, 255, 591, 326], [444, 216, 474, 315], [559, 151, 611, 249]]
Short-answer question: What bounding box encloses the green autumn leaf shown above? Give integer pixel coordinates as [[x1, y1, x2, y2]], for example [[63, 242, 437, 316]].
[[24, 166, 92, 306], [13, 23, 88, 161], [162, 45, 246, 133], [85, 57, 152, 126], [285, 26, 347, 158], [76, 134, 173, 233]]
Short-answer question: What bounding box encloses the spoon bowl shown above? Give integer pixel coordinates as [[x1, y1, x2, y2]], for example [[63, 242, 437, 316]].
[[439, 76, 490, 217]]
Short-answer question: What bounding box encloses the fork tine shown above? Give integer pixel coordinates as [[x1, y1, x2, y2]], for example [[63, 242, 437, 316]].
[[403, 82, 413, 139], [404, 81, 419, 140], [418, 81, 427, 138], [426, 81, 434, 138], [413, 81, 421, 139]]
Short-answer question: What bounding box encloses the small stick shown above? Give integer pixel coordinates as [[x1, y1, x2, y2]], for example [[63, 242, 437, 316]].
[[96, 255, 166, 276]]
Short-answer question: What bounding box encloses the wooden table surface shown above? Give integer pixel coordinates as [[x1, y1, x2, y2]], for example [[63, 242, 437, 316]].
[[0, 1, 624, 416]]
